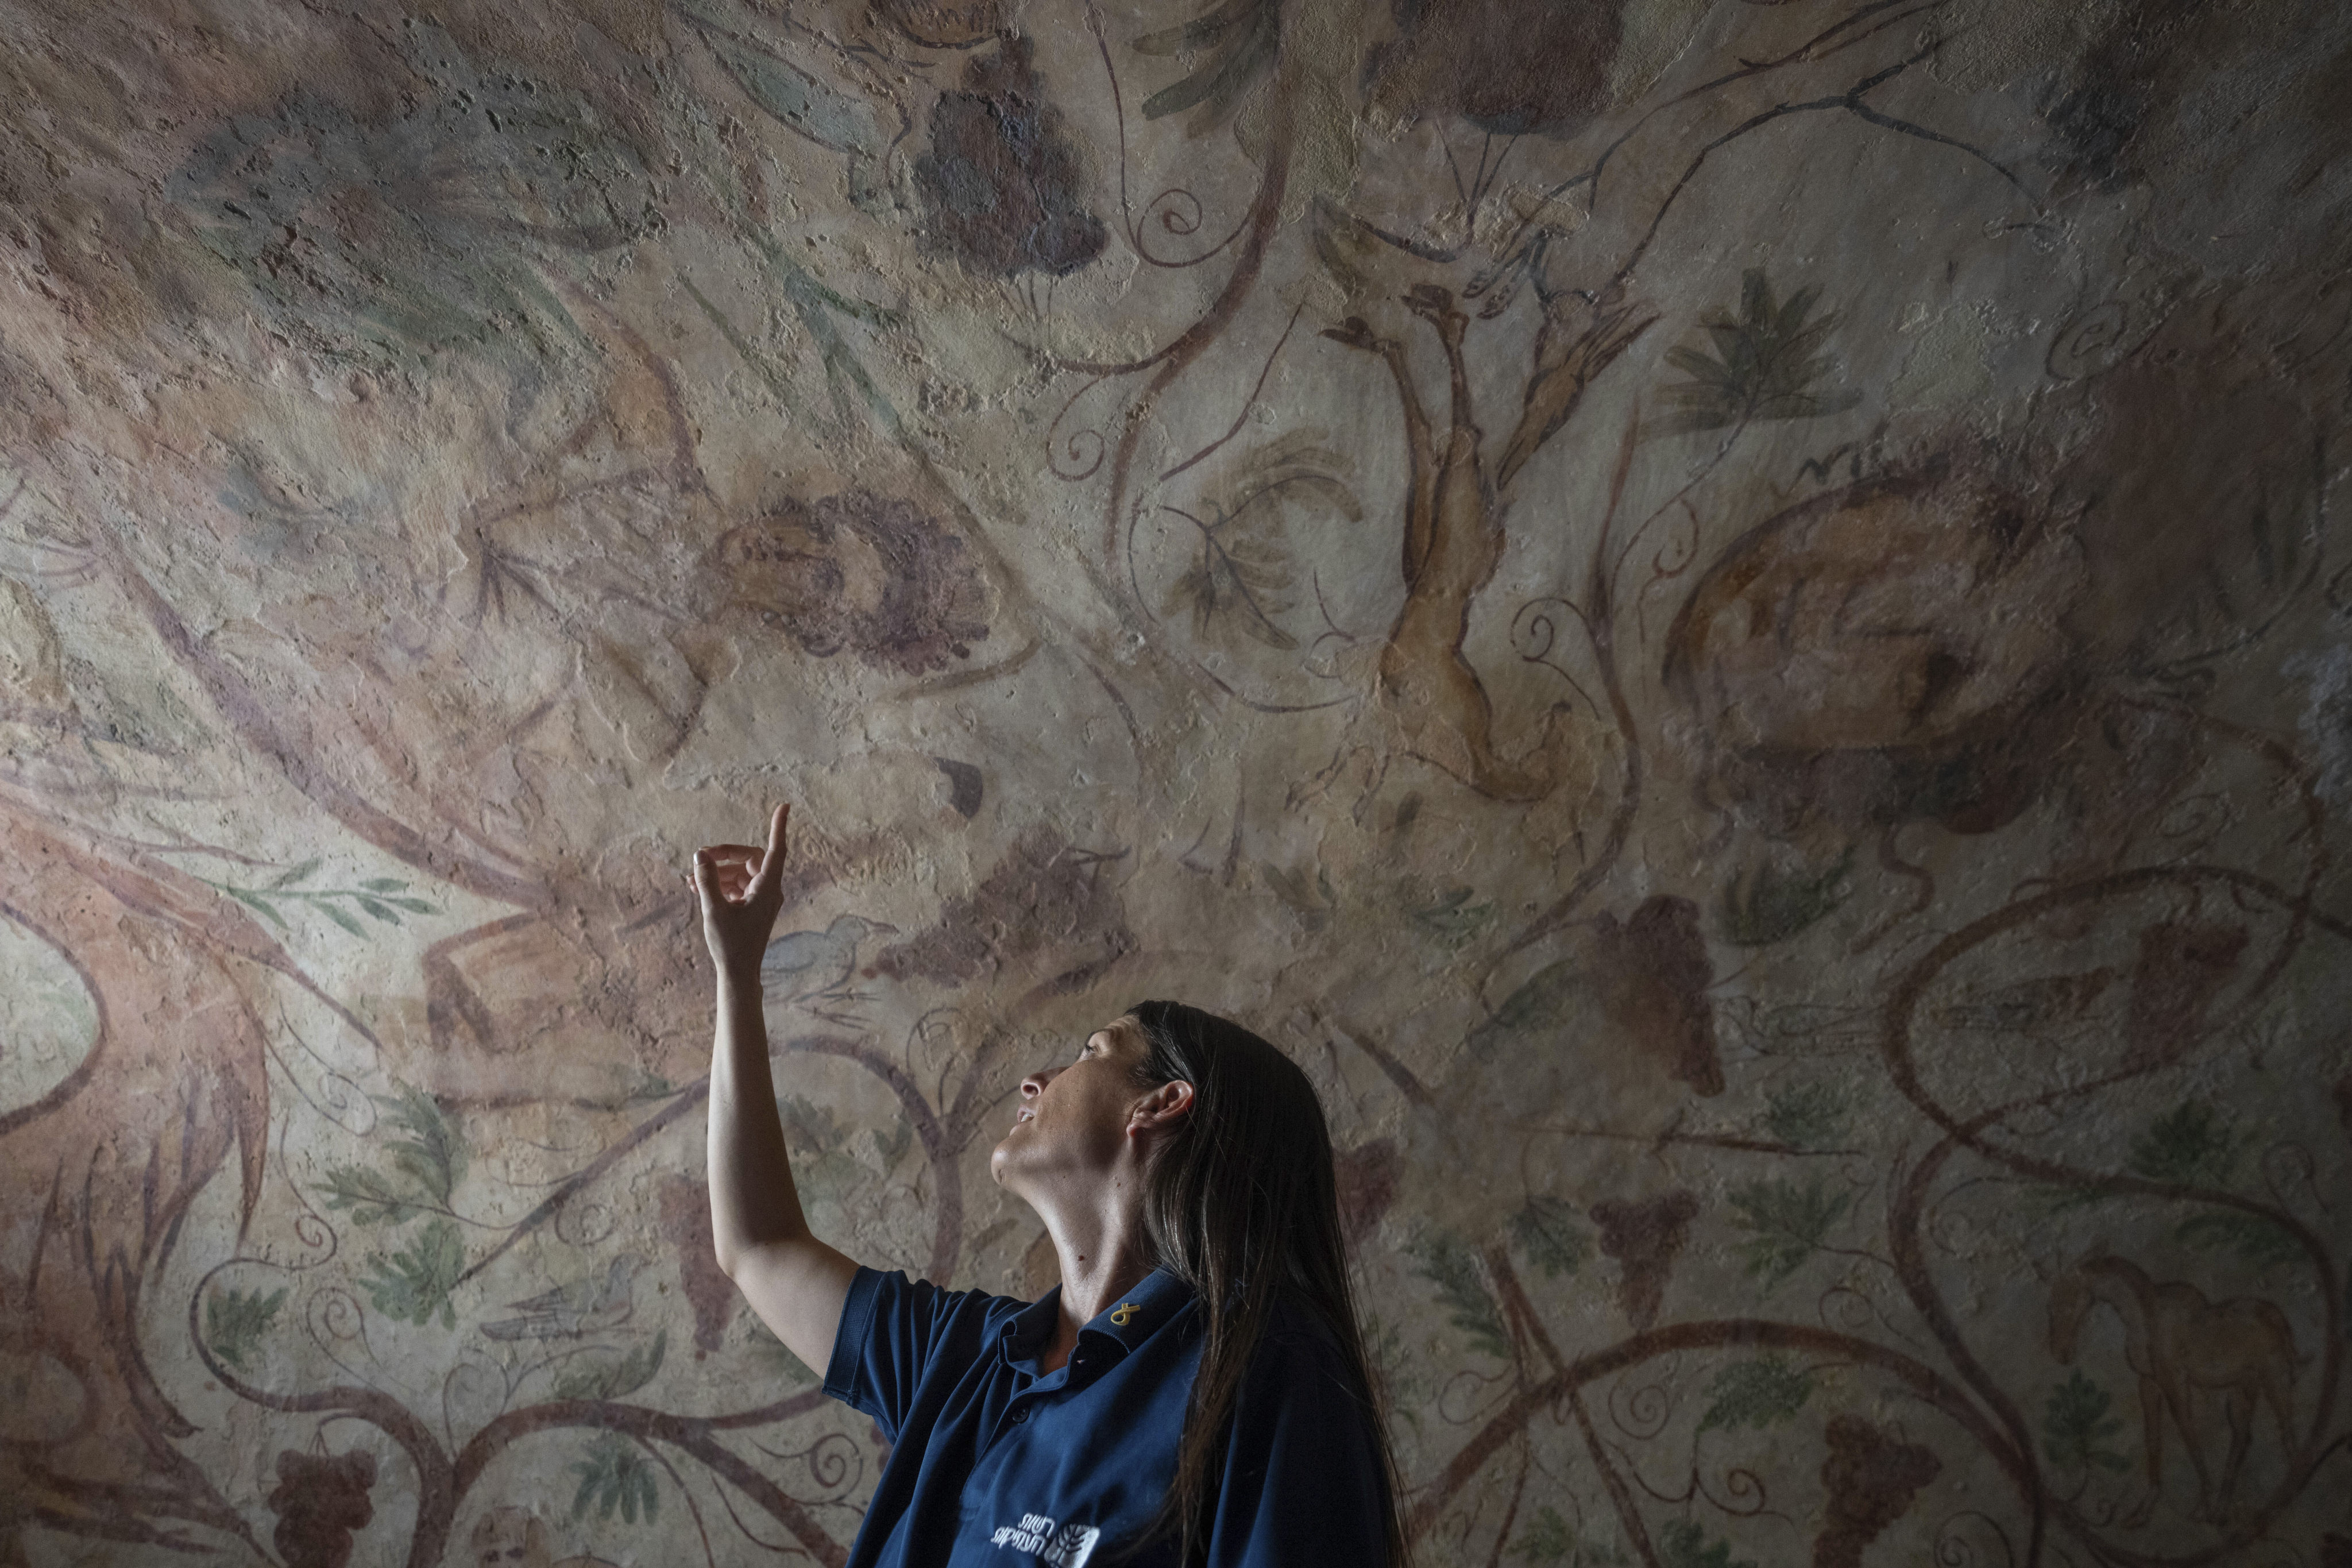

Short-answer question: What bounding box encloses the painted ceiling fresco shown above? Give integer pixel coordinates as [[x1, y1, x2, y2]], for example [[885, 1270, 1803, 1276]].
[[2, 0, 2350, 1563]]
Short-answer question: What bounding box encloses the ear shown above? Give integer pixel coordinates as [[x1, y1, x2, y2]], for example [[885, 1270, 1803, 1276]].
[[1127, 1078, 1195, 1136]]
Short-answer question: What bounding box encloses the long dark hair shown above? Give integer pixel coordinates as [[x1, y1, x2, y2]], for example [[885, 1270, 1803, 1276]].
[[1123, 1001, 1408, 1567]]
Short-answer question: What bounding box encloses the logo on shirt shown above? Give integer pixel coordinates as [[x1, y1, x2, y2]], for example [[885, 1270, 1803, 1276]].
[[988, 1512, 1100, 1567]]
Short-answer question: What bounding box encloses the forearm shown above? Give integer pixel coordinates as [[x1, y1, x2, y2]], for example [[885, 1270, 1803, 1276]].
[[692, 808, 857, 1374], [705, 965, 813, 1272]]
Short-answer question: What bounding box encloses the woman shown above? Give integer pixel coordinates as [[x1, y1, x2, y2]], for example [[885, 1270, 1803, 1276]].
[[694, 806, 1404, 1567]]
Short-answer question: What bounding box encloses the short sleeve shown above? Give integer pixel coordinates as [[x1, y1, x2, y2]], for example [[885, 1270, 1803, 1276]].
[[822, 1268, 1012, 1445], [1207, 1324, 1393, 1567]]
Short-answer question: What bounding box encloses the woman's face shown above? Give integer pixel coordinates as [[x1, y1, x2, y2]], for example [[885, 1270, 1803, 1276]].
[[988, 1017, 1156, 1192]]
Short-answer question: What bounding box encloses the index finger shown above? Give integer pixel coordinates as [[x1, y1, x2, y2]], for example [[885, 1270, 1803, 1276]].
[[750, 804, 791, 894]]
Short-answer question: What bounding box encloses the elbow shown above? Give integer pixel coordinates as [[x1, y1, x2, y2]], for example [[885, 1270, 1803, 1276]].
[[710, 1218, 814, 1283]]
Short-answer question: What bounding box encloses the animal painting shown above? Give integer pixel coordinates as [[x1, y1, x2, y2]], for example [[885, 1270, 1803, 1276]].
[[481, 1256, 648, 1342], [2048, 1254, 2299, 1519], [760, 914, 899, 1024], [469, 1505, 620, 1568]]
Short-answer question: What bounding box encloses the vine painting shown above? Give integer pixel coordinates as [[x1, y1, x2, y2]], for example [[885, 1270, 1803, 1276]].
[[1, 0, 2349, 1563]]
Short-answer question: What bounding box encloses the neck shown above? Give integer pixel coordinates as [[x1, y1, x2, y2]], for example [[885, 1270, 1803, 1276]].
[[1026, 1157, 1156, 1371], [2089, 1258, 2150, 1305], [1053, 1227, 1154, 1327]]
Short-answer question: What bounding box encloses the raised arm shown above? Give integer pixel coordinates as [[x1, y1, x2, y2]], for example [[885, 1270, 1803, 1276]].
[[693, 804, 860, 1377]]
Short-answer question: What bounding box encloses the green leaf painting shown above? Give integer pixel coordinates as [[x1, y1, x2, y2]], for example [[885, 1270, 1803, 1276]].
[[747, 1318, 823, 1387], [1164, 522, 1300, 650], [781, 1091, 910, 1168], [2124, 1101, 2297, 1260], [172, 37, 643, 374], [1657, 271, 1862, 436], [2023, 1180, 2110, 1216], [358, 1218, 468, 1328], [316, 1165, 428, 1227], [1161, 434, 1361, 652], [2128, 1100, 2243, 1188], [204, 1285, 287, 1370], [624, 1070, 678, 1104], [1727, 1177, 1851, 1288], [1509, 1197, 1588, 1280], [1470, 959, 1581, 1056], [205, 860, 437, 939], [1719, 850, 1853, 947], [379, 1085, 468, 1206], [2175, 1211, 2302, 1269], [780, 1093, 849, 1154], [317, 1084, 469, 1225], [1511, 1507, 1626, 1565], [1409, 1233, 1510, 1361], [1409, 887, 1499, 949], [554, 1331, 670, 1402], [1513, 1507, 1578, 1564], [1697, 1356, 1814, 1434], [1762, 1080, 1850, 1152], [571, 1432, 662, 1525], [1262, 862, 1338, 932], [1134, 0, 1280, 134], [2042, 1370, 2131, 1474], [686, 7, 886, 157], [1658, 1519, 1756, 1568], [777, 1094, 912, 1206]]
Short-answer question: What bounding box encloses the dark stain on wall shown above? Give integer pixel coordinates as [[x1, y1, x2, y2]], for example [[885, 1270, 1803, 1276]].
[[1589, 895, 1723, 1096], [1369, 0, 1624, 135]]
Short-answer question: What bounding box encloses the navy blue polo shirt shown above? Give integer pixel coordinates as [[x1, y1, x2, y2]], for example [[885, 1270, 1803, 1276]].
[[822, 1264, 1390, 1567]]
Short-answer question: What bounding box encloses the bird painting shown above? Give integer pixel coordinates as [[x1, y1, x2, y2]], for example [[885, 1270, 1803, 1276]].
[[480, 1256, 647, 1342], [760, 914, 898, 1025]]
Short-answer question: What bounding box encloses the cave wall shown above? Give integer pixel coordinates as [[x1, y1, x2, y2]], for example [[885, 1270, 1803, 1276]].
[[3, 0, 2350, 1562]]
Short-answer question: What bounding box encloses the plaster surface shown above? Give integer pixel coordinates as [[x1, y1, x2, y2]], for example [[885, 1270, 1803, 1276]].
[[1, 0, 2349, 1563]]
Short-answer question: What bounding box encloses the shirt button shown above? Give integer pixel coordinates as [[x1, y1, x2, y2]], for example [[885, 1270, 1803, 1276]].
[[1010, 1407, 1030, 1424]]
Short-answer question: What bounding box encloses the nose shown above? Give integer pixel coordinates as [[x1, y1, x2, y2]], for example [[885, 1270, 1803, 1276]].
[[1019, 1065, 1061, 1100]]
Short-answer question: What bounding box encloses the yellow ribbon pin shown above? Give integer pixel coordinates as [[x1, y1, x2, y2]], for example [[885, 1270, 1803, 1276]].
[[1109, 1303, 1138, 1326]]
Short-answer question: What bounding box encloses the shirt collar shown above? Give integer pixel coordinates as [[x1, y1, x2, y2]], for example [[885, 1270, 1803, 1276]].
[[1001, 1290, 1063, 1365], [1077, 1266, 1191, 1355], [998, 1266, 1193, 1368]]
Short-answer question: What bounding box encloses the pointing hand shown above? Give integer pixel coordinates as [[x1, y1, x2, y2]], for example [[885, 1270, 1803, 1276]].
[[693, 805, 790, 983]]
